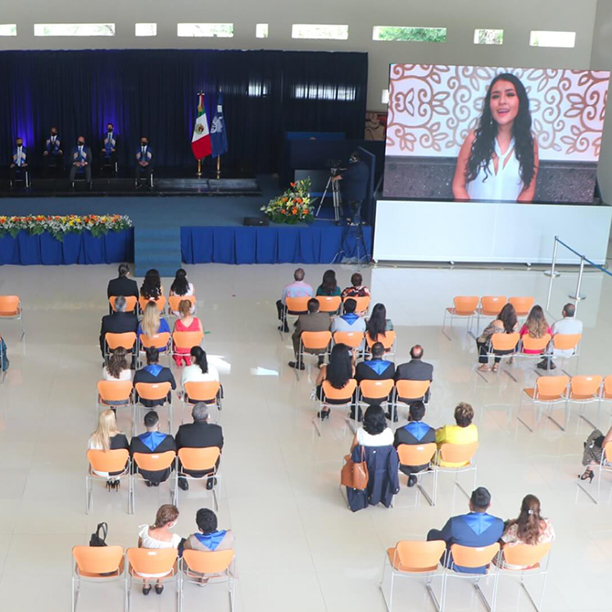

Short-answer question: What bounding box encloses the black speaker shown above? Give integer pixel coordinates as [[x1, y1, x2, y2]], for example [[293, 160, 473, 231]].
[[243, 217, 269, 226]]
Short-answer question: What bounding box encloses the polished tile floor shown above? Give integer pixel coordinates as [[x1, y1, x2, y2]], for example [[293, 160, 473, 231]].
[[0, 262, 611, 611]]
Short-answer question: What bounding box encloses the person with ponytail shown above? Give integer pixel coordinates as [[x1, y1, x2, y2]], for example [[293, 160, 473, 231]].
[[499, 494, 555, 569], [181, 346, 219, 388], [452, 73, 539, 203]]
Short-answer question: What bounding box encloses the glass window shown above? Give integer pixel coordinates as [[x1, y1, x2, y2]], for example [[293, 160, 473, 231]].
[[372, 26, 446, 42], [135, 23, 157, 37], [0, 24, 17, 36], [256, 24, 269, 39], [291, 25, 349, 40], [530, 31, 576, 48], [473, 29, 503, 45], [34, 24, 115, 36], [177, 23, 234, 37]]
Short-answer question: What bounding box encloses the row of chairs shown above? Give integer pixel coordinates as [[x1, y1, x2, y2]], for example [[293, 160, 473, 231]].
[[109, 294, 196, 317], [381, 539, 551, 612], [86, 447, 222, 514], [0, 295, 25, 340], [103, 330, 204, 364], [72, 544, 234, 612]]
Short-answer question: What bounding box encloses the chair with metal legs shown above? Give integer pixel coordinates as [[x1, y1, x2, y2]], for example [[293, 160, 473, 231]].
[[313, 378, 357, 436], [475, 296, 507, 336], [442, 296, 479, 340], [396, 444, 437, 506], [517, 376, 570, 432], [566, 375, 602, 430], [0, 295, 25, 340], [433, 442, 479, 505]]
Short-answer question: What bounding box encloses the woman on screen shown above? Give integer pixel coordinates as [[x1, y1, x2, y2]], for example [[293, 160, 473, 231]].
[[452, 73, 539, 203]]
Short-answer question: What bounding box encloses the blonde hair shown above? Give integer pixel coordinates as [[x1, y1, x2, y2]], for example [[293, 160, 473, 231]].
[[525, 305, 548, 339], [89, 409, 122, 451], [141, 302, 161, 337], [178, 299, 192, 317]]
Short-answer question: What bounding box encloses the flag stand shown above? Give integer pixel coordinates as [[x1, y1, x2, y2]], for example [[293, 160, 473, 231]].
[[216, 156, 221, 179], [197, 159, 202, 178]]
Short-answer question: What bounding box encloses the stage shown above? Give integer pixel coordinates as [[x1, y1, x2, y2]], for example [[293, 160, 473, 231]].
[[0, 175, 372, 269]]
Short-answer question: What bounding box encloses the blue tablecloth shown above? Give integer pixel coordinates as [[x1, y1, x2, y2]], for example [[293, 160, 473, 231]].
[[0, 229, 134, 265]]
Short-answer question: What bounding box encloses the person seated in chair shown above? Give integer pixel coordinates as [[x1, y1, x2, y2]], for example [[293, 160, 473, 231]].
[[133, 347, 176, 407], [340, 272, 370, 299], [355, 341, 395, 414], [176, 403, 224, 491], [130, 411, 177, 486], [107, 263, 139, 300], [538, 303, 583, 370], [43, 126, 63, 175], [332, 298, 366, 334], [135, 136, 153, 188], [290, 298, 331, 370], [69, 136, 92, 189], [276, 267, 314, 332], [101, 122, 117, 172], [427, 487, 504, 574], [435, 402, 478, 467], [99, 295, 138, 358], [395, 345, 434, 403], [393, 401, 436, 487], [181, 507, 235, 556], [9, 137, 28, 188]]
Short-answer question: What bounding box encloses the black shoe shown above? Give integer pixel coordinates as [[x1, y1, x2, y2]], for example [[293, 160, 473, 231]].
[[407, 475, 417, 488], [206, 477, 217, 490], [385, 410, 399, 423], [317, 409, 331, 420], [145, 480, 153, 487], [288, 361, 305, 370], [278, 324, 290, 333], [349, 409, 363, 422], [152, 482, 160, 487], [317, 356, 325, 368], [154, 584, 164, 595], [178, 478, 189, 491], [142, 585, 152, 596]]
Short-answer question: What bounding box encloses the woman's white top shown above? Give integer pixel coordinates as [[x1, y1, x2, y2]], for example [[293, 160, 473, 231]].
[[87, 438, 121, 477], [356, 427, 394, 447], [182, 363, 220, 387], [137, 525, 181, 577], [171, 282, 195, 297], [102, 367, 133, 381], [466, 137, 524, 202]]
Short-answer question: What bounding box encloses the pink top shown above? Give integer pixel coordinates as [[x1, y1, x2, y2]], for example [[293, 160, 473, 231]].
[[519, 325, 552, 354]]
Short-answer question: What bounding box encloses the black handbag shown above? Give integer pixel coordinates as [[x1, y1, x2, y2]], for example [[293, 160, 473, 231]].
[[89, 522, 108, 547]]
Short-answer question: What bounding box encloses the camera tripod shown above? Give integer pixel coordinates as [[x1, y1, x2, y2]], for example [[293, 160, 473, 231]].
[[332, 221, 370, 264], [315, 175, 343, 223]]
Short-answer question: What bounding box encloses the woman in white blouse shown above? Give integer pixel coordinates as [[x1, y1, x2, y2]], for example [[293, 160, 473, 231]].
[[137, 504, 181, 595], [352, 404, 394, 448], [181, 346, 219, 387]]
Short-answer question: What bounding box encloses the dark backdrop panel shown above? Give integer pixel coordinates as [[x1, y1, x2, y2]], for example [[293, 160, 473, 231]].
[[0, 49, 368, 174]]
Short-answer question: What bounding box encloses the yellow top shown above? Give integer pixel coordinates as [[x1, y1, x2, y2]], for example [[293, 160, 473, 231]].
[[435, 424, 478, 467]]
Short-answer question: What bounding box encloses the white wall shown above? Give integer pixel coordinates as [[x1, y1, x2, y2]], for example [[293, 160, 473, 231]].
[[0, 0, 599, 110]]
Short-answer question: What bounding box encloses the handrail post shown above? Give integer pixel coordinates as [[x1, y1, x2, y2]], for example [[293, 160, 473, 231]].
[[544, 236, 561, 278], [569, 256, 586, 308]]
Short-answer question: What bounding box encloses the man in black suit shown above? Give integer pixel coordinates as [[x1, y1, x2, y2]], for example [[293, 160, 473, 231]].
[[107, 263, 139, 300], [395, 345, 434, 404], [69, 136, 93, 189], [130, 411, 177, 486], [176, 403, 224, 491], [99, 295, 138, 357], [133, 347, 176, 407]]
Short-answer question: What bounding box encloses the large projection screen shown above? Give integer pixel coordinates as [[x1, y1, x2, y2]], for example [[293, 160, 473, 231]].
[[383, 65, 610, 204]]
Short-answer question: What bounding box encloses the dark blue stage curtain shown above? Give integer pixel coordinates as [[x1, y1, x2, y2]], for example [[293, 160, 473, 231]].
[[0, 229, 134, 265], [181, 226, 372, 265], [0, 50, 367, 175]]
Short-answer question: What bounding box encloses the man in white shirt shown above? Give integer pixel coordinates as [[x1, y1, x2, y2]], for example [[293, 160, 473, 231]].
[[332, 298, 366, 333], [276, 268, 314, 332], [538, 303, 583, 370]]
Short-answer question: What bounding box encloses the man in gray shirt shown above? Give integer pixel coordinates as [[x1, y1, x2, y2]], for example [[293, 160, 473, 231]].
[[538, 303, 583, 370]]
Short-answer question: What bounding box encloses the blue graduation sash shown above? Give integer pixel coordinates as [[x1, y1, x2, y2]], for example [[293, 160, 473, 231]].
[[13, 147, 26, 166], [341, 313, 359, 325], [404, 421, 431, 441], [364, 359, 392, 376], [194, 530, 227, 552], [144, 364, 163, 377], [75, 146, 87, 162], [461, 513, 497, 536], [48, 135, 60, 153], [104, 133, 116, 154], [138, 431, 167, 452]]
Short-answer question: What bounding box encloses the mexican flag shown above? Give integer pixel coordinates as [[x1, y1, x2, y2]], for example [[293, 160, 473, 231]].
[[191, 93, 212, 160]]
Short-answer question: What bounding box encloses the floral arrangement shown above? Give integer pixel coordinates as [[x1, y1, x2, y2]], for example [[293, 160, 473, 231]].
[[261, 178, 313, 224], [0, 214, 132, 241]]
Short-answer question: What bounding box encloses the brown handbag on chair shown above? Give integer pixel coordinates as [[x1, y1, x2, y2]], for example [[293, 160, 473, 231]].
[[341, 445, 369, 490]]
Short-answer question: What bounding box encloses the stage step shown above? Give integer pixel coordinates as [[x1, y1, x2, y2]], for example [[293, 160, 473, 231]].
[[134, 226, 182, 278]]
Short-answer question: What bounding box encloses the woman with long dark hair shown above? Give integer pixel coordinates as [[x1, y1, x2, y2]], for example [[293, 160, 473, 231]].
[[366, 303, 393, 342], [476, 302, 518, 372], [453, 73, 539, 203], [316, 270, 341, 297], [140, 268, 163, 300], [315, 343, 355, 419], [169, 268, 194, 297]]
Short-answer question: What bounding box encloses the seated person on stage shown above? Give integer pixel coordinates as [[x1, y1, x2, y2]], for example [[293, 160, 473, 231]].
[[290, 298, 331, 370], [137, 302, 171, 345], [276, 267, 314, 332], [331, 150, 369, 224], [176, 403, 224, 491], [395, 344, 434, 403], [316, 269, 341, 297], [43, 126, 63, 175], [107, 263, 139, 299], [133, 347, 176, 407], [315, 343, 355, 420], [69, 136, 92, 188], [101, 122, 117, 170], [435, 402, 478, 467], [538, 302, 583, 370], [393, 401, 436, 487], [332, 298, 366, 334], [427, 486, 504, 574], [130, 411, 177, 486], [341, 272, 370, 299], [9, 137, 28, 187], [99, 295, 138, 358], [135, 136, 153, 186]]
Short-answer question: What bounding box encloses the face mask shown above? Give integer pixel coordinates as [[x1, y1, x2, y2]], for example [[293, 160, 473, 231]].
[[16, 142, 22, 147], [141, 142, 147, 147], [78, 142, 85, 147]]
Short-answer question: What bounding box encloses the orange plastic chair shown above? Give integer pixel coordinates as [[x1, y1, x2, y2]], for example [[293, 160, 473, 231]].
[[172, 330, 204, 355], [601, 376, 612, 401], [381, 540, 446, 612], [394, 380, 431, 411], [298, 331, 332, 369], [343, 295, 371, 315], [0, 295, 24, 340], [139, 332, 171, 355], [568, 375, 603, 428], [314, 379, 357, 436], [333, 331, 364, 350], [72, 545, 124, 612], [183, 380, 222, 409], [105, 331, 137, 355], [365, 331, 397, 355], [180, 549, 236, 610], [134, 381, 173, 433], [97, 380, 133, 411], [442, 296, 479, 339], [86, 449, 130, 514], [520, 333, 551, 356], [168, 294, 196, 314], [519, 375, 569, 432], [490, 332, 520, 353], [509, 296, 535, 318], [130, 451, 177, 513], [280, 296, 311, 336], [126, 547, 178, 607], [551, 334, 582, 371], [176, 447, 222, 510], [396, 444, 437, 506], [316, 295, 342, 314], [478, 296, 507, 320], [109, 295, 137, 313], [139, 295, 166, 314], [358, 379, 394, 407], [434, 442, 479, 505]]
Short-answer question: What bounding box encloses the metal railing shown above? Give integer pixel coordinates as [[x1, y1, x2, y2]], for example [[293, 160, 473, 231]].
[[545, 235, 612, 314]]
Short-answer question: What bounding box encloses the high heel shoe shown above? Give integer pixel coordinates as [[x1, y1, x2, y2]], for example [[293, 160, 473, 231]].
[[317, 409, 330, 420], [578, 469, 594, 483]]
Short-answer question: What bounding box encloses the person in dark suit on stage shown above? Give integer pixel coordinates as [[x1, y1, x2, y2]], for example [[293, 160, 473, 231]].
[[9, 137, 28, 188], [133, 347, 176, 407], [69, 136, 92, 188], [43, 127, 63, 175], [99, 295, 138, 357], [101, 122, 118, 173], [176, 403, 224, 491], [107, 263, 139, 300], [135, 136, 153, 187], [130, 411, 177, 486], [395, 344, 434, 404], [331, 150, 369, 224]]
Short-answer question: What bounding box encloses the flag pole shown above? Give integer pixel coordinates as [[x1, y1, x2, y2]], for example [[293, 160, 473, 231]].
[[216, 156, 221, 179], [197, 159, 202, 178]]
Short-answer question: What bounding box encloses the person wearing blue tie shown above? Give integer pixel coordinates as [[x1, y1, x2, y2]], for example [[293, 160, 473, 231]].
[[43, 127, 63, 176], [69, 136, 92, 189], [9, 137, 29, 188], [135, 136, 153, 188], [101, 122, 118, 174], [427, 487, 504, 574]]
